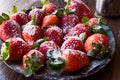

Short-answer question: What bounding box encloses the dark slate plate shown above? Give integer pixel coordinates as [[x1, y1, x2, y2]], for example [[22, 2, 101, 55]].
[[2, 25, 116, 80]]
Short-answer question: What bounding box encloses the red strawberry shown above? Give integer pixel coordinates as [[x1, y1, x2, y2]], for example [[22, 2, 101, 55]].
[[23, 49, 45, 77], [88, 18, 98, 26], [44, 2, 57, 14], [64, 23, 91, 40], [60, 14, 79, 34], [44, 26, 64, 46], [28, 8, 45, 26], [42, 14, 60, 29], [84, 33, 109, 59], [22, 25, 43, 46], [69, 0, 93, 21], [39, 41, 59, 59], [0, 37, 31, 61], [47, 49, 89, 72], [11, 12, 29, 26], [0, 19, 21, 41], [61, 37, 83, 51]]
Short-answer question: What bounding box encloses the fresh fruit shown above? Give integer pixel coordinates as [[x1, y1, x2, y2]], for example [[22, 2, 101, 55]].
[[22, 14, 43, 46], [0, 37, 31, 61], [88, 18, 98, 26], [64, 23, 91, 40], [61, 37, 83, 51], [0, 19, 21, 41], [41, 0, 58, 14], [44, 26, 64, 46], [47, 49, 89, 72], [23, 49, 45, 77], [84, 33, 109, 59], [39, 41, 59, 59], [68, 0, 93, 21], [60, 14, 79, 34], [11, 12, 29, 26], [28, 8, 45, 26], [42, 14, 60, 29]]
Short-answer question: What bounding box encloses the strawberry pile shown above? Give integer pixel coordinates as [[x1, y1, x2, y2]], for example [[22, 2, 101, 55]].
[[0, 0, 109, 77]]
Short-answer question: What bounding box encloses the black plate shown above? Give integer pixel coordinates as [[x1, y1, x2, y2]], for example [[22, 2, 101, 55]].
[[2, 25, 116, 80]]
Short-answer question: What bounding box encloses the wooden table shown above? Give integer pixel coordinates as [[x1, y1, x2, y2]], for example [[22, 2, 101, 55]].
[[0, 0, 120, 80]]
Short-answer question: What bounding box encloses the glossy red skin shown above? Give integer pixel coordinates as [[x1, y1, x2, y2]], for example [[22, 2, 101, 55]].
[[42, 15, 60, 29], [62, 49, 89, 72], [7, 38, 31, 61], [44, 2, 57, 14], [11, 12, 29, 26], [84, 33, 109, 52], [39, 41, 59, 59], [60, 14, 79, 34], [28, 8, 45, 26], [64, 23, 92, 40], [0, 19, 21, 41], [69, 0, 93, 21], [22, 50, 45, 69], [44, 26, 64, 46], [22, 25, 43, 46], [61, 37, 83, 51]]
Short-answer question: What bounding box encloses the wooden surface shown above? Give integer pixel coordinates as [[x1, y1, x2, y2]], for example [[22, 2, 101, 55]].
[[0, 0, 120, 80]]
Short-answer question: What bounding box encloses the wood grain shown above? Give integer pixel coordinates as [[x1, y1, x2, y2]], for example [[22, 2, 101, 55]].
[[0, 0, 120, 80]]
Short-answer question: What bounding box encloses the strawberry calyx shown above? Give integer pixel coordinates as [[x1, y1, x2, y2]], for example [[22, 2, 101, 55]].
[[33, 37, 49, 49], [0, 13, 10, 24], [41, 0, 50, 5], [87, 42, 109, 59], [31, 14, 37, 25], [0, 42, 11, 61], [52, 8, 64, 18], [24, 52, 42, 77], [91, 25, 108, 36], [12, 6, 26, 14], [47, 49, 65, 73]]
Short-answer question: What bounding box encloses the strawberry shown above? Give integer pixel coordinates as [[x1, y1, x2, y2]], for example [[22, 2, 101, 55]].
[[41, 0, 58, 14], [22, 14, 43, 46], [84, 33, 109, 59], [61, 37, 83, 51], [39, 41, 59, 59], [23, 49, 45, 77], [68, 0, 93, 21], [11, 12, 29, 26], [28, 8, 45, 26], [64, 23, 91, 40], [42, 14, 60, 29], [44, 26, 64, 46], [88, 18, 98, 26], [47, 49, 89, 72], [60, 14, 79, 34], [0, 37, 31, 61], [0, 19, 21, 41]]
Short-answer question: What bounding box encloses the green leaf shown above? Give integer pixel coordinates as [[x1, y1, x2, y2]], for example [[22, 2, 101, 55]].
[[52, 8, 64, 18], [98, 16, 107, 26], [92, 25, 108, 36], [33, 37, 49, 49], [12, 6, 18, 14], [81, 17, 89, 24], [0, 42, 11, 61], [21, 9, 27, 13], [2, 13, 10, 20], [31, 14, 36, 25], [87, 42, 108, 59], [0, 16, 5, 24], [79, 32, 86, 41], [47, 49, 65, 73], [24, 52, 41, 77], [24, 68, 32, 77], [41, 0, 49, 5]]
